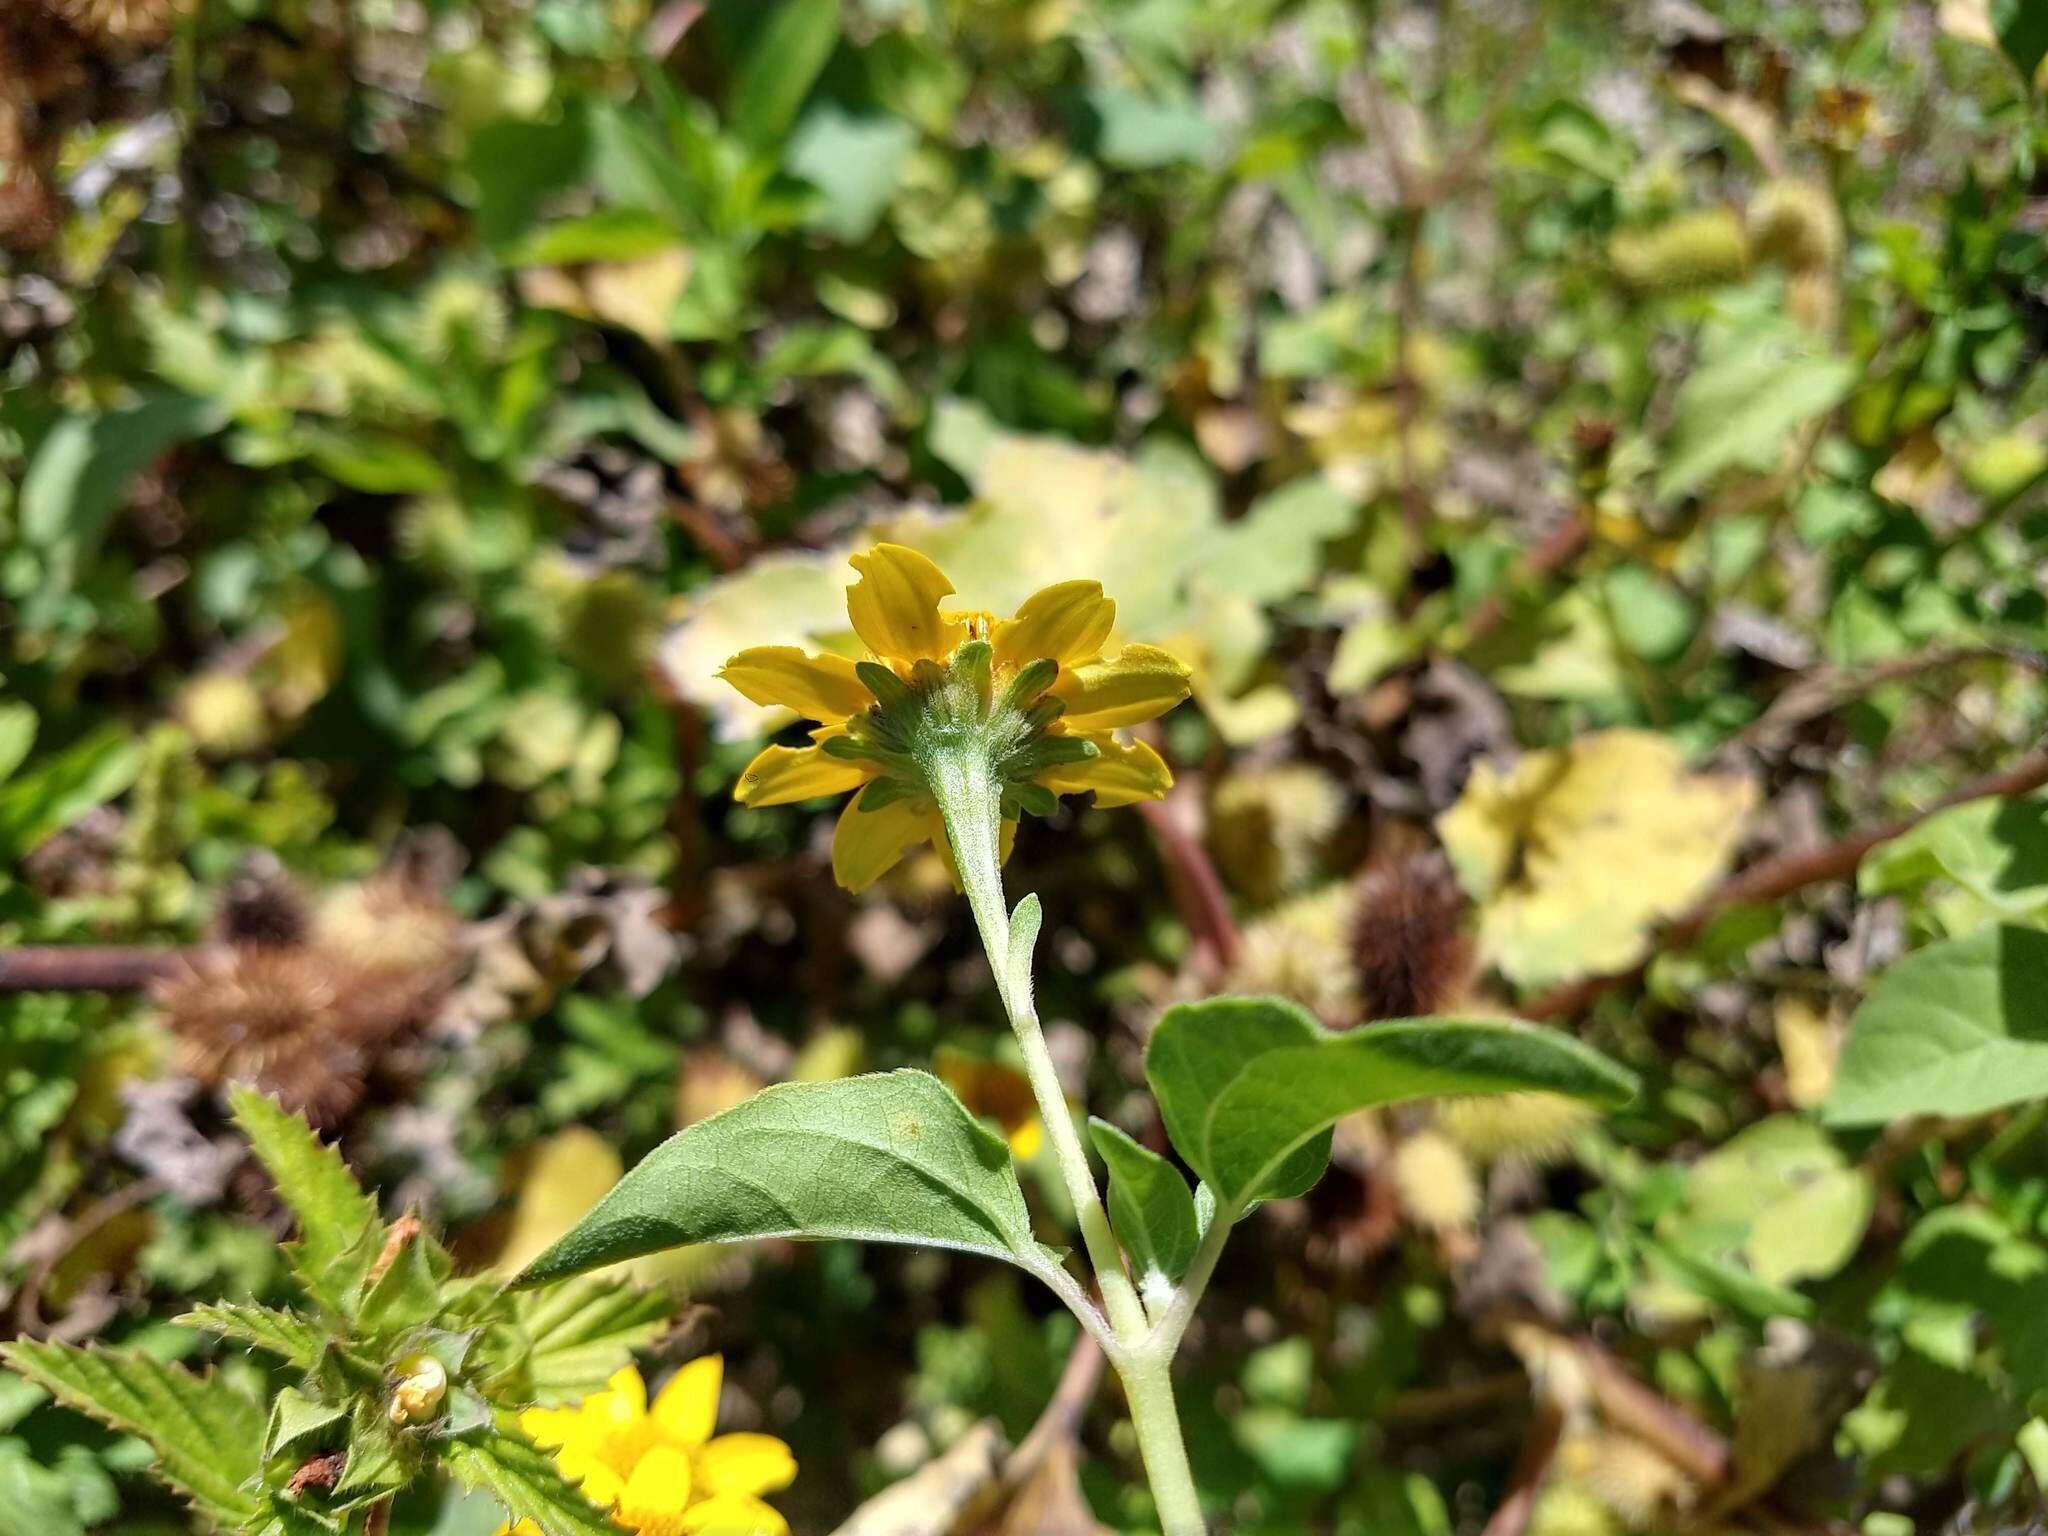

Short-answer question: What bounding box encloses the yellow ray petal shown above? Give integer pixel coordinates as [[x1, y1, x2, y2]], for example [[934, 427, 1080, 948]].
[[604, 1366, 647, 1419], [831, 795, 936, 892], [1050, 644, 1191, 729], [846, 544, 965, 663], [696, 1432, 798, 1498], [617, 1444, 694, 1523], [555, 1442, 625, 1510], [993, 580, 1115, 672], [678, 1494, 791, 1536], [517, 1405, 584, 1448], [1037, 733, 1174, 808], [734, 739, 871, 807], [652, 1356, 724, 1449], [719, 647, 872, 723]]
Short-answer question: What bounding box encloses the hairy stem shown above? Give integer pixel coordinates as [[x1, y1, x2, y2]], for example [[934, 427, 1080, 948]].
[[1121, 1351, 1206, 1536], [926, 752, 1206, 1533]]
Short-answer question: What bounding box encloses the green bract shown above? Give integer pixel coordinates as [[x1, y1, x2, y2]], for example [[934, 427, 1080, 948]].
[[827, 643, 1096, 823]]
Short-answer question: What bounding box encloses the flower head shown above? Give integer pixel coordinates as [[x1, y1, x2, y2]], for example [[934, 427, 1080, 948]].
[[722, 544, 1191, 891], [499, 1360, 794, 1536]]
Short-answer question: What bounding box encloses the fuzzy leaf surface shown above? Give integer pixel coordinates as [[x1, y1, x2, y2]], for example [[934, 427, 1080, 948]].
[[1146, 997, 1637, 1209], [517, 1070, 1056, 1286]]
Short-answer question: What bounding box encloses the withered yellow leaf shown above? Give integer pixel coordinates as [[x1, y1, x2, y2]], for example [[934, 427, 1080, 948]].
[[1437, 730, 1756, 989]]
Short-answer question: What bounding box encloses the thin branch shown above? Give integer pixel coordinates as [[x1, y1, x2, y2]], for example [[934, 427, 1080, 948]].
[[1137, 787, 1243, 977], [0, 947, 189, 992], [1383, 1372, 1528, 1424], [1479, 1399, 1565, 1536], [1576, 1341, 1731, 1488], [1462, 512, 1590, 646], [1523, 743, 2048, 1021], [1004, 1334, 1106, 1492], [1738, 644, 2048, 751]]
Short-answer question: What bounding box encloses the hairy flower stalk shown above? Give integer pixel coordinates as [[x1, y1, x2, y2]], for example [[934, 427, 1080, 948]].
[[721, 545, 1208, 1532]]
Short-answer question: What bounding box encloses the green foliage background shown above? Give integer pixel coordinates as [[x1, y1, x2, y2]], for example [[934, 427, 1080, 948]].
[[3, 0, 2048, 1532]]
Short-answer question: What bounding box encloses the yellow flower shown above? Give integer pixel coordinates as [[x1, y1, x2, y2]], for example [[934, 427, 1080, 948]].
[[496, 1360, 794, 1536], [722, 544, 1191, 891], [934, 1047, 1045, 1161]]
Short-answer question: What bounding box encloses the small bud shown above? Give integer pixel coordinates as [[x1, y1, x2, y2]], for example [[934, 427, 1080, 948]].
[[177, 672, 268, 757], [1610, 208, 1749, 294], [1207, 765, 1345, 905], [1391, 1130, 1480, 1233], [1747, 180, 1841, 275], [387, 1354, 447, 1426]]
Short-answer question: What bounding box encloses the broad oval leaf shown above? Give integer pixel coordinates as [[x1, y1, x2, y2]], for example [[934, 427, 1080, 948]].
[[1146, 997, 1637, 1209], [1824, 923, 2048, 1127], [1088, 1118, 1201, 1286], [516, 1071, 1056, 1286]]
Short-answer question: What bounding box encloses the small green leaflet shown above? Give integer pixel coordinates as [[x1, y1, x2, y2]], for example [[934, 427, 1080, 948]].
[[514, 1276, 675, 1402], [228, 1088, 381, 1310], [0, 1342, 264, 1528], [1825, 923, 2048, 1126], [176, 1302, 330, 1370], [443, 1432, 617, 1536], [730, 0, 840, 150], [1088, 1119, 1202, 1287], [516, 1071, 1059, 1287], [1146, 997, 1637, 1209], [1993, 0, 2048, 85]]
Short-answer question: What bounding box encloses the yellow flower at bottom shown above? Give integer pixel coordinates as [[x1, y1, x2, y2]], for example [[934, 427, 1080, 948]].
[[495, 1360, 793, 1536], [722, 545, 1192, 891]]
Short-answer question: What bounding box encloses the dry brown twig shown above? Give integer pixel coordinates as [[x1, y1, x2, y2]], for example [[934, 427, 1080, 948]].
[[1137, 782, 1243, 978]]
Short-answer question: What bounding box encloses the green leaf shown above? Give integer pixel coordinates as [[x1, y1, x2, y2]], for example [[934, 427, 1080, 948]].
[[19, 394, 220, 579], [295, 427, 452, 495], [0, 1448, 87, 1536], [1089, 87, 1219, 170], [1005, 893, 1042, 1021], [356, 1227, 445, 1334], [178, 1302, 330, 1370], [0, 726, 141, 859], [443, 1431, 620, 1536], [1859, 795, 2048, 916], [1679, 1116, 1871, 1286], [512, 1277, 674, 1402], [500, 208, 682, 267], [729, 0, 840, 150], [1656, 317, 1855, 501], [515, 1071, 1058, 1287], [1825, 924, 2048, 1126], [1994, 0, 2048, 84], [262, 1387, 347, 1465], [0, 703, 35, 783], [0, 1342, 263, 1527], [1087, 1119, 1200, 1287], [1637, 1235, 1816, 1322], [1145, 998, 1636, 1209], [228, 1089, 380, 1308], [786, 106, 915, 242], [334, 1400, 408, 1500]]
